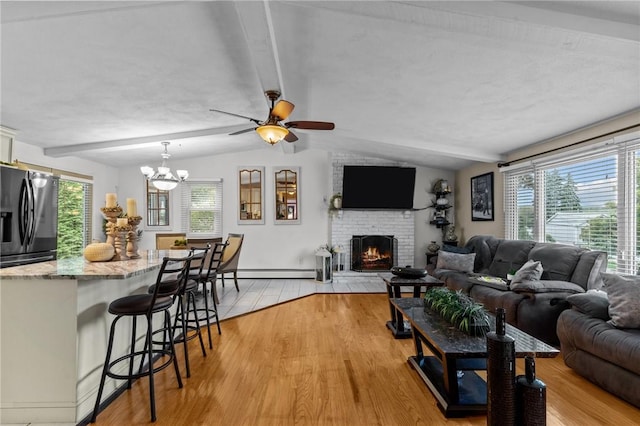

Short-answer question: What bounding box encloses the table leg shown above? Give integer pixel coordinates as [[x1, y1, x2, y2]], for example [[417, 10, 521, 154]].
[[412, 285, 422, 298], [442, 356, 460, 404], [385, 284, 412, 338]]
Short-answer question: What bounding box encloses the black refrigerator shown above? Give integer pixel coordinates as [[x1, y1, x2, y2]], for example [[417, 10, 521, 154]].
[[0, 166, 59, 268]]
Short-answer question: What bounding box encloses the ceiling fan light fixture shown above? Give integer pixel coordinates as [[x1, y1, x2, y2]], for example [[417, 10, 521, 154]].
[[140, 141, 188, 191], [256, 124, 289, 145]]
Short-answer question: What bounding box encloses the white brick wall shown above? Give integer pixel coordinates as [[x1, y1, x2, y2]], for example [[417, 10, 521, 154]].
[[330, 153, 415, 277]]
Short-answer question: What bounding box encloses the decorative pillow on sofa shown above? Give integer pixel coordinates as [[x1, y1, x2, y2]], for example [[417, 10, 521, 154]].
[[510, 259, 543, 286], [566, 290, 610, 320], [435, 251, 476, 273], [602, 273, 640, 329]]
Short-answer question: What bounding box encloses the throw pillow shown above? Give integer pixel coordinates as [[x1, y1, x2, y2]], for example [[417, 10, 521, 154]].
[[566, 291, 610, 320], [435, 251, 476, 273], [602, 273, 640, 329], [511, 259, 543, 286]]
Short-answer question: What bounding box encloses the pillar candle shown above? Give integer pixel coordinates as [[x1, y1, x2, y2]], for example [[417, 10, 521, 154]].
[[126, 198, 137, 217], [106, 193, 117, 208], [116, 218, 128, 227]]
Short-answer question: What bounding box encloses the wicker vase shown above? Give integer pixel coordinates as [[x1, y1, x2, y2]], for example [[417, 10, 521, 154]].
[[486, 307, 516, 426], [516, 356, 547, 425]]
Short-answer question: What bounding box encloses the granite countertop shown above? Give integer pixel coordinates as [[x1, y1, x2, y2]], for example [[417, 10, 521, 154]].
[[0, 250, 190, 280]]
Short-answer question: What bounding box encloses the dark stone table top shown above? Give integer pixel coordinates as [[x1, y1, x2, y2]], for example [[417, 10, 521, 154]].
[[378, 272, 443, 286], [391, 297, 559, 358]]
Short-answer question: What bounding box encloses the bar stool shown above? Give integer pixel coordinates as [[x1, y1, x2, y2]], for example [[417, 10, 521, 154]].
[[152, 247, 208, 378], [91, 254, 192, 423], [193, 241, 227, 348]]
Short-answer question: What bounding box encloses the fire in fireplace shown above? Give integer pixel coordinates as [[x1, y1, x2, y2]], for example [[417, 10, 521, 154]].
[[351, 235, 397, 271]]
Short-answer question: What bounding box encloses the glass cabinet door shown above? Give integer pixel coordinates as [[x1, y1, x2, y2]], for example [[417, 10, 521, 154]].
[[238, 167, 264, 224], [274, 167, 300, 224]]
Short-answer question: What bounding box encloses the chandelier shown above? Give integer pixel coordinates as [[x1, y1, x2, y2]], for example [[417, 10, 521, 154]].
[[140, 141, 188, 191]]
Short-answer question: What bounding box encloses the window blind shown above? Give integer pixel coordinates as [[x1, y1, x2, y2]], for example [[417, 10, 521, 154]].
[[180, 179, 223, 238], [504, 135, 640, 274]]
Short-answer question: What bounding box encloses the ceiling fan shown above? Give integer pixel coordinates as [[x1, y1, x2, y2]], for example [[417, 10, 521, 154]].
[[210, 90, 335, 145]]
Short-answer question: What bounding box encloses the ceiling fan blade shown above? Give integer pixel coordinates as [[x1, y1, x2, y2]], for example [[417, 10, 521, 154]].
[[229, 127, 257, 135], [284, 131, 298, 143], [210, 109, 261, 124], [286, 121, 335, 130], [271, 100, 295, 121]]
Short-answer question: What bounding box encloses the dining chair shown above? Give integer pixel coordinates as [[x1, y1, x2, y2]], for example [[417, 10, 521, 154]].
[[218, 233, 244, 291]]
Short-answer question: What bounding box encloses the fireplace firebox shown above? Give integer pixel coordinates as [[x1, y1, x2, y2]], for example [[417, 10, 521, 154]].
[[351, 235, 397, 271]]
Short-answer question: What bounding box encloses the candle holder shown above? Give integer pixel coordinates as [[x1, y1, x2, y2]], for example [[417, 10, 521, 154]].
[[100, 206, 123, 247], [113, 226, 131, 261], [127, 216, 142, 259]]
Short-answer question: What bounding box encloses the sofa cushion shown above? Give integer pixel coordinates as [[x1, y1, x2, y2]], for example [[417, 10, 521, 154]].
[[528, 243, 583, 282], [566, 290, 610, 320], [441, 244, 472, 254], [571, 250, 608, 290], [511, 259, 543, 287], [464, 235, 501, 274], [435, 251, 476, 273], [488, 239, 536, 278], [602, 273, 640, 329], [511, 279, 585, 294]]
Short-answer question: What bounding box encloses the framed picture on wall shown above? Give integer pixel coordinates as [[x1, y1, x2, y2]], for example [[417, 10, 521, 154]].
[[471, 172, 494, 221]]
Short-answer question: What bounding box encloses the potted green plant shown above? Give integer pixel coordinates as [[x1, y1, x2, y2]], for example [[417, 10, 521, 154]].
[[171, 238, 188, 249], [424, 287, 490, 336]]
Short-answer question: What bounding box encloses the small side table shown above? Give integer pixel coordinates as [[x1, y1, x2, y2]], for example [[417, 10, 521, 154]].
[[378, 272, 443, 339], [426, 252, 439, 266]]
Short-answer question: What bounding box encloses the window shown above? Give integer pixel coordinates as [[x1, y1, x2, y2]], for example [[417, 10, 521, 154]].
[[180, 179, 223, 238], [57, 177, 93, 259], [146, 182, 170, 226], [504, 133, 639, 274]]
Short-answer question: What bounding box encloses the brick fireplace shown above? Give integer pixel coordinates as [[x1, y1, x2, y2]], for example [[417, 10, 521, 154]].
[[330, 153, 416, 284]]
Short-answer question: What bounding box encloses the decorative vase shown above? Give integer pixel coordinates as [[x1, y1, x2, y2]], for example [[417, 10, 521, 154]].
[[444, 225, 458, 242], [427, 241, 440, 253], [516, 356, 547, 426], [486, 307, 516, 426]]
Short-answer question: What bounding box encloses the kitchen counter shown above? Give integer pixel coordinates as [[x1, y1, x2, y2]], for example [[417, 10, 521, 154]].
[[0, 249, 188, 280], [0, 251, 190, 425]]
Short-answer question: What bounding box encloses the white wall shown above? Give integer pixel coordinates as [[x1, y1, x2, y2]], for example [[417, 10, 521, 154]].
[[116, 148, 332, 274]]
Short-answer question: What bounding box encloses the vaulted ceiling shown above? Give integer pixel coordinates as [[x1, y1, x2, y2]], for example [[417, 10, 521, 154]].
[[1, 1, 639, 170]]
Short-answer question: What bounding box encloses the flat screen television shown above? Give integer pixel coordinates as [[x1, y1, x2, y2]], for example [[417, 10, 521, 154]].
[[341, 166, 416, 209]]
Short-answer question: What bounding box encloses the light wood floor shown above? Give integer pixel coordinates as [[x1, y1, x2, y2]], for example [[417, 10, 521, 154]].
[[89, 293, 639, 425]]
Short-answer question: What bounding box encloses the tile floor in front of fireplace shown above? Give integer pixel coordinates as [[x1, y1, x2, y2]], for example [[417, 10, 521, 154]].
[[199, 277, 388, 321]]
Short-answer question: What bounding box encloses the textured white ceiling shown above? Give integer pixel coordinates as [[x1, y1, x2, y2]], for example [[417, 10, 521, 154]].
[[1, 1, 639, 170]]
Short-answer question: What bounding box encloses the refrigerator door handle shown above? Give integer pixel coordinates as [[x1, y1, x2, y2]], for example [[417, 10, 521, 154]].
[[18, 177, 35, 247]]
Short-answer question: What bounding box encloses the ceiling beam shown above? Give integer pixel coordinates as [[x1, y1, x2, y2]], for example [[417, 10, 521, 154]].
[[43, 124, 251, 157]]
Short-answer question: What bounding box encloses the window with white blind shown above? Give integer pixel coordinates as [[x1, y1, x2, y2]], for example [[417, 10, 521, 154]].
[[180, 179, 223, 238], [504, 133, 639, 274]]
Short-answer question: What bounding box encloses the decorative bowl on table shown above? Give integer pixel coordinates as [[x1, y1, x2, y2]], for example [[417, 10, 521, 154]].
[[390, 266, 427, 279]]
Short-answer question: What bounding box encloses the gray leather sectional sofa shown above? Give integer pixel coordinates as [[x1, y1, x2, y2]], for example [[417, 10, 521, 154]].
[[427, 235, 607, 345]]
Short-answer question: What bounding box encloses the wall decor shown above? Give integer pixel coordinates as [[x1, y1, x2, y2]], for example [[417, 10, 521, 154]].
[[238, 166, 264, 224], [471, 172, 494, 221], [274, 166, 300, 224]]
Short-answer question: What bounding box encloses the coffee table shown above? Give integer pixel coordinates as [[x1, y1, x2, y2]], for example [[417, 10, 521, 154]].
[[378, 272, 443, 338], [391, 297, 559, 418]]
